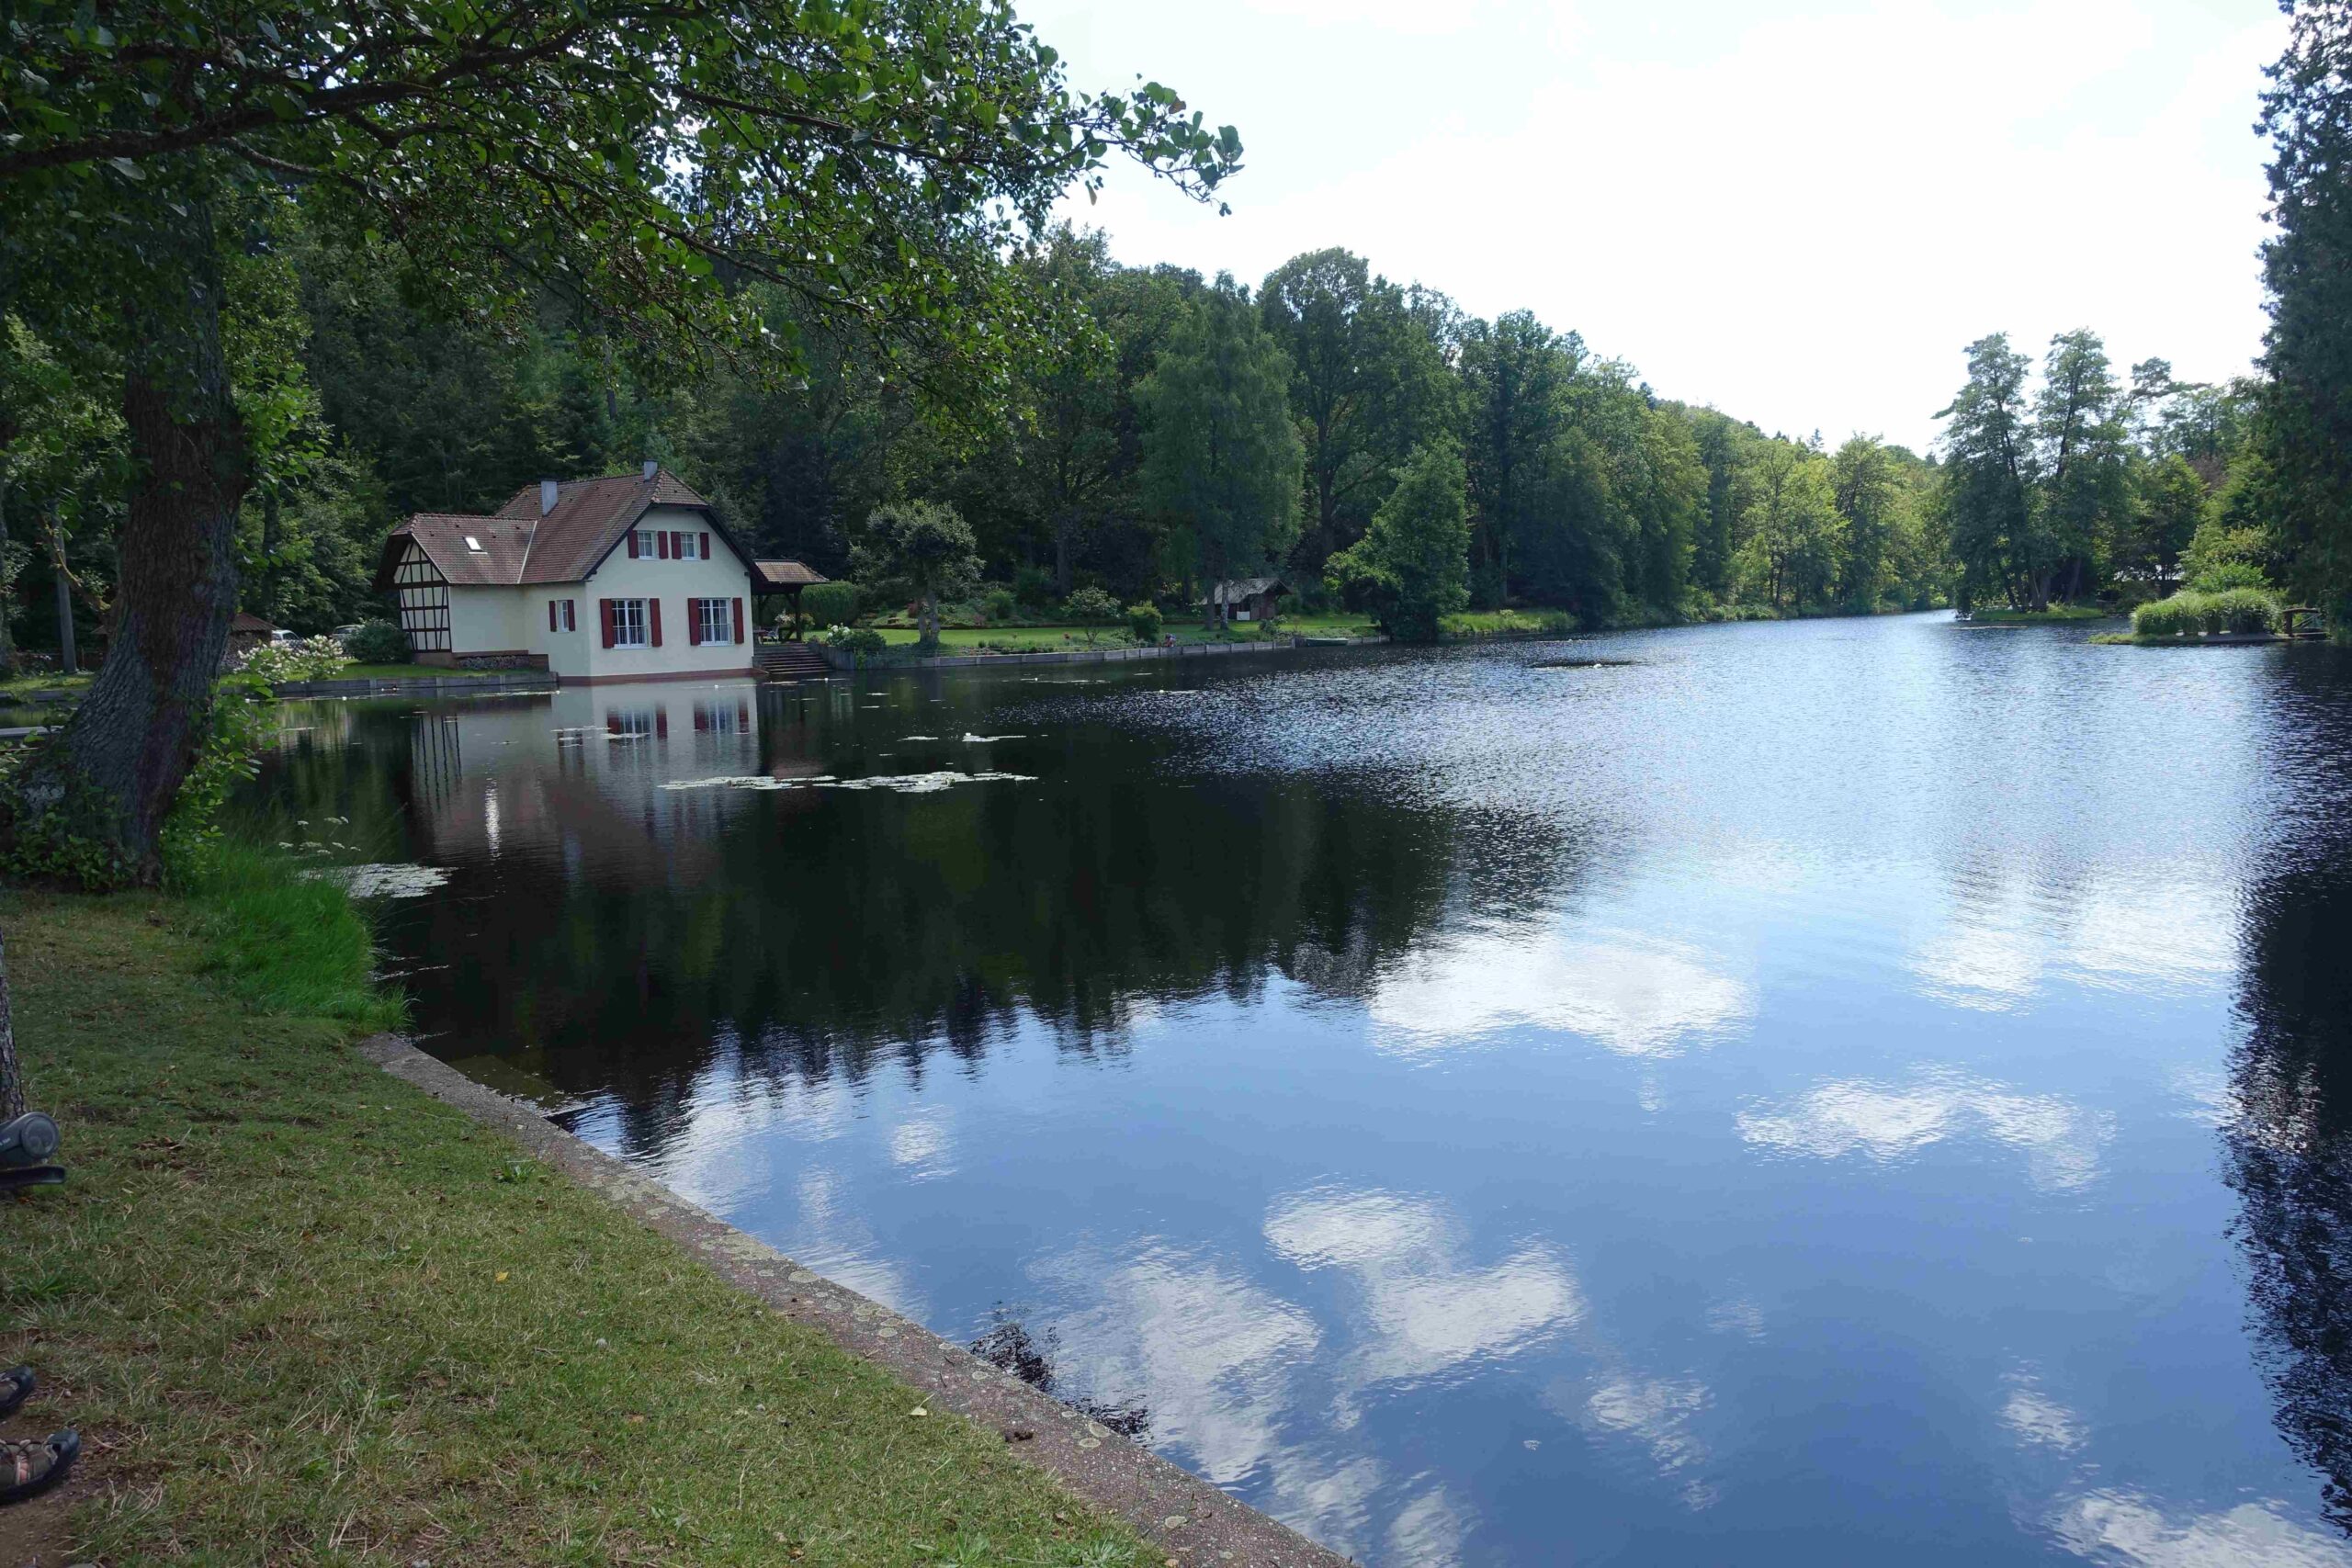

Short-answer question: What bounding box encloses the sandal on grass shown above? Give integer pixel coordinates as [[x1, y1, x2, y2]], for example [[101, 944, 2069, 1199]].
[[0, 1367, 29, 1419], [0, 1431, 77, 1506]]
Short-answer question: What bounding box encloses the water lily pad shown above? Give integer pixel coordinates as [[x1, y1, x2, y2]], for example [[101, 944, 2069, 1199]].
[[300, 863, 450, 898]]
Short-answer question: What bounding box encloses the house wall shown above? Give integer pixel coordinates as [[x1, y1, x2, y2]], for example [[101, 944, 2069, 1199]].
[[447, 585, 533, 657], [575, 505, 757, 682]]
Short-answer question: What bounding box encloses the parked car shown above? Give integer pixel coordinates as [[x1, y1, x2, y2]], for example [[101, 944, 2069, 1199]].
[[332, 624, 366, 649]]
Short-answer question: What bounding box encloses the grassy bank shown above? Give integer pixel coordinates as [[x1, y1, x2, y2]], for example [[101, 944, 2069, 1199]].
[[1, 866, 1141, 1565], [1962, 604, 2116, 624], [870, 613, 1376, 651]]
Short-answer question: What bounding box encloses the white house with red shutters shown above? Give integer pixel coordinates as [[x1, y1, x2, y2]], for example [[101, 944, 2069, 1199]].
[[374, 464, 790, 683]]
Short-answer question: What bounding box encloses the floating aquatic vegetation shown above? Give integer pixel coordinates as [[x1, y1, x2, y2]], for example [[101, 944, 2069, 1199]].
[[658, 771, 1030, 794], [300, 863, 451, 898], [958, 732, 1026, 743], [658, 775, 834, 792], [825, 770, 1035, 793]]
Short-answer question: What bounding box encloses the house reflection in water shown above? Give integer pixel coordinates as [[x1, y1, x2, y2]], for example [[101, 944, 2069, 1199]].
[[400, 680, 799, 883]]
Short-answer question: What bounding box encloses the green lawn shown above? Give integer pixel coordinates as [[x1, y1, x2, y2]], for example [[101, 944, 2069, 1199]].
[[0, 873, 1143, 1566], [870, 613, 1377, 652], [1963, 604, 2118, 624], [1440, 608, 1578, 636], [0, 670, 93, 698]]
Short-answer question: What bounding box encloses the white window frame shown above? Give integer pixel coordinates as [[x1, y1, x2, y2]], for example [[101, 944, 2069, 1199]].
[[613, 598, 648, 649], [552, 598, 576, 633], [695, 597, 732, 646]]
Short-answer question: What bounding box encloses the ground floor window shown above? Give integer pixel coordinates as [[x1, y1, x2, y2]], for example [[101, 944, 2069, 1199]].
[[695, 597, 733, 646], [613, 598, 647, 648]]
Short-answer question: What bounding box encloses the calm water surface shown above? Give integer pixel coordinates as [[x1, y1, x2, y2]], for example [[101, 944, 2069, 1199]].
[[245, 614, 2352, 1567]]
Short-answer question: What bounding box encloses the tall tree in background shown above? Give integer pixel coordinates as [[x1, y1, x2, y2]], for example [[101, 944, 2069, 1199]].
[[1831, 436, 1905, 610], [2259, 0, 2352, 626], [0, 0, 1241, 883], [1939, 333, 2040, 610], [1328, 440, 1471, 642], [1137, 280, 1303, 626], [2033, 330, 2130, 603], [1741, 439, 1839, 611], [1258, 249, 1451, 575], [1458, 311, 1571, 605]]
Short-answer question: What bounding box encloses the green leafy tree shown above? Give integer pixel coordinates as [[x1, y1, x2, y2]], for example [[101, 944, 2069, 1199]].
[[852, 502, 981, 651], [1457, 311, 1569, 604], [2257, 0, 2352, 627], [1737, 440, 1840, 611], [1137, 279, 1303, 626], [2122, 453, 2211, 593], [1328, 441, 1472, 642], [1258, 248, 1453, 574], [1831, 435, 1905, 610], [0, 0, 1241, 882], [1939, 333, 2039, 610], [2034, 329, 2132, 603], [1064, 585, 1121, 645]]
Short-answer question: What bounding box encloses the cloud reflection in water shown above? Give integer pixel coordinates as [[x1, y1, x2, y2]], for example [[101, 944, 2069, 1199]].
[[1369, 928, 1751, 1057], [1738, 1070, 2113, 1191]]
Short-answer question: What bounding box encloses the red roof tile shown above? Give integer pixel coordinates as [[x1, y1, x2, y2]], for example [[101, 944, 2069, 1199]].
[[379, 468, 723, 590]]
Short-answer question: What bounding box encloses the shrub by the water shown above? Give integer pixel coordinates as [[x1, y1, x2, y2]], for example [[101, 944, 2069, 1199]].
[[982, 587, 1017, 625], [239, 636, 346, 682], [2189, 560, 2271, 594], [1063, 586, 1120, 642], [2132, 588, 2280, 637], [1126, 601, 1163, 644], [821, 624, 887, 658], [801, 581, 860, 629], [342, 621, 410, 664]]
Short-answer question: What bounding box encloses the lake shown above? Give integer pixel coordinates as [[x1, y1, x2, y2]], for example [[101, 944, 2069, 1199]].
[[244, 612, 2352, 1567]]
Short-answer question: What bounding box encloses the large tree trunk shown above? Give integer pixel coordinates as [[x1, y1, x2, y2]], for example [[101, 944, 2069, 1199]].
[[0, 473, 15, 671], [3, 197, 246, 886], [0, 924, 18, 1123], [51, 516, 75, 675]]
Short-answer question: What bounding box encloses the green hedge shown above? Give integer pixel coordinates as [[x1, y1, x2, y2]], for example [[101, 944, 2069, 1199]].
[[2132, 588, 2279, 637], [801, 581, 860, 628]]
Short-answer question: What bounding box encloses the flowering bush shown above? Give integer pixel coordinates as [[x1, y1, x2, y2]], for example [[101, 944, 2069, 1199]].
[[821, 624, 888, 657], [238, 635, 346, 682]]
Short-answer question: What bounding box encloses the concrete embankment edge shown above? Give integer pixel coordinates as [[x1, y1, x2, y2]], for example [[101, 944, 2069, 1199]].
[[356, 1033, 1351, 1568]]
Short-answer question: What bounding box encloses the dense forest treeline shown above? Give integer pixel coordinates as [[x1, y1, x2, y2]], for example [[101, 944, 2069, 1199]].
[[0, 213, 2302, 654], [1, 3, 2343, 656]]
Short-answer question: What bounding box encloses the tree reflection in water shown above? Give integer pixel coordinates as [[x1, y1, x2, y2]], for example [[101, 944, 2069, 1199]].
[[2229, 656, 2352, 1537]]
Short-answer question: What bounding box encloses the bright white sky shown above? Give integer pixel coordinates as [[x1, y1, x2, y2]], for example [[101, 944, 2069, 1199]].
[[1023, 0, 2285, 453]]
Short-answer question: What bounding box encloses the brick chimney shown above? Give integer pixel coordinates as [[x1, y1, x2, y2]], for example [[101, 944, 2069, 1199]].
[[539, 479, 560, 515]]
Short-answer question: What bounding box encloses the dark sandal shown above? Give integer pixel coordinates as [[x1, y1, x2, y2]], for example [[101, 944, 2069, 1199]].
[[0, 1431, 76, 1506], [0, 1367, 29, 1419]]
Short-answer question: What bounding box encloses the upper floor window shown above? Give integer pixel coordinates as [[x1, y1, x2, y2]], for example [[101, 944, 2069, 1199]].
[[628, 527, 711, 561]]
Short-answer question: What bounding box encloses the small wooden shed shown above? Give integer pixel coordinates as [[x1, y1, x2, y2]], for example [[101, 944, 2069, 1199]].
[[1207, 577, 1289, 623]]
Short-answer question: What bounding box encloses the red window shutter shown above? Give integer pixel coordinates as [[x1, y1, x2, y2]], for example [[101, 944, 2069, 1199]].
[[599, 599, 616, 649], [688, 600, 702, 646], [656, 709, 668, 740], [548, 601, 558, 633], [700, 531, 711, 559], [650, 598, 663, 647], [732, 597, 745, 644], [627, 531, 639, 559]]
